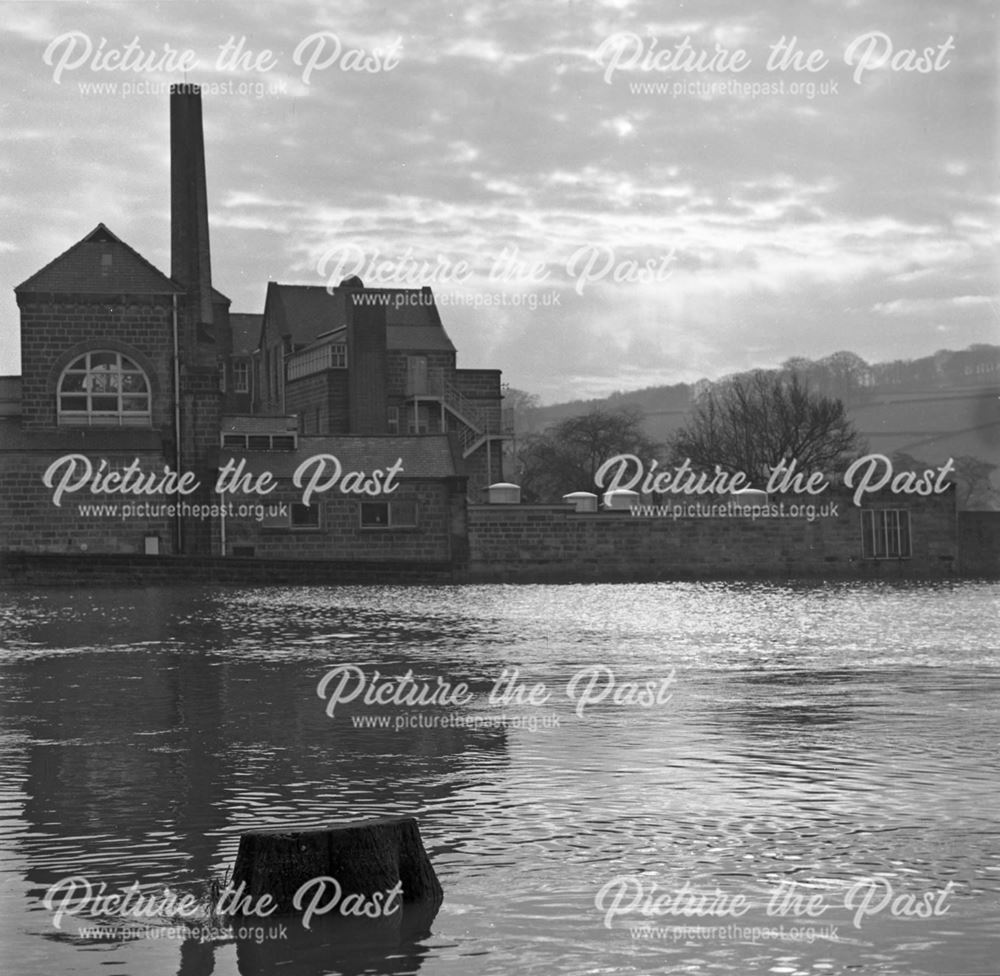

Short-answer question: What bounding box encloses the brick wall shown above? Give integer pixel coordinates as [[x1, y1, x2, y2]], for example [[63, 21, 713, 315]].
[[286, 372, 350, 434], [220, 477, 458, 562], [386, 351, 455, 397], [285, 373, 327, 433], [465, 489, 959, 581], [178, 364, 223, 554], [346, 303, 388, 433], [455, 369, 502, 399], [0, 449, 176, 554], [958, 511, 1000, 577], [17, 294, 175, 430]]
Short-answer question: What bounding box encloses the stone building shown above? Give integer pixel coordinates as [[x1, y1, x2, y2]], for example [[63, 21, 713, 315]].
[[254, 280, 508, 496], [0, 87, 231, 555], [0, 85, 501, 562]]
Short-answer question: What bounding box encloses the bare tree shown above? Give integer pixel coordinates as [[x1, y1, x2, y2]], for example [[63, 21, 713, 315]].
[[894, 451, 999, 510], [517, 407, 659, 502], [668, 371, 864, 479]]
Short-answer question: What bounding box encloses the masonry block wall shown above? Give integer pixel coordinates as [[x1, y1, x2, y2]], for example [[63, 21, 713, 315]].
[[387, 350, 456, 396], [454, 369, 503, 426], [220, 478, 457, 562], [0, 450, 175, 554], [465, 490, 959, 581], [17, 294, 175, 430], [286, 373, 349, 435], [958, 511, 1000, 577], [346, 303, 388, 434]]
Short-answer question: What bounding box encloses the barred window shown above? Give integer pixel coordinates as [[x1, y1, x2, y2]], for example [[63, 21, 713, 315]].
[[861, 509, 911, 558], [58, 351, 151, 426]]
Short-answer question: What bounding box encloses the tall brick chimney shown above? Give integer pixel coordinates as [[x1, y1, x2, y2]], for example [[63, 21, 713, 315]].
[[170, 84, 214, 335]]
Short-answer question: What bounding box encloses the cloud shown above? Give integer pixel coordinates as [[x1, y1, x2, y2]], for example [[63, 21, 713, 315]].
[[0, 0, 996, 402]]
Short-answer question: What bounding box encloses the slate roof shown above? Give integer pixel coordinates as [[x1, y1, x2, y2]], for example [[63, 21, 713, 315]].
[[219, 434, 460, 479], [16, 223, 230, 304], [263, 282, 455, 353], [230, 313, 263, 357]]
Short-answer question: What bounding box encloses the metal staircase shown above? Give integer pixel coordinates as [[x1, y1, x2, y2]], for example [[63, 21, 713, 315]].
[[407, 368, 509, 458]]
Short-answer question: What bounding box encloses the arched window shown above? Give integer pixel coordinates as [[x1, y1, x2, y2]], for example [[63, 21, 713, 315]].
[[57, 351, 151, 426]]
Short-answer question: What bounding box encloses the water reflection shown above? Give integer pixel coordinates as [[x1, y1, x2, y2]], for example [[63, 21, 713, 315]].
[[0, 581, 998, 975]]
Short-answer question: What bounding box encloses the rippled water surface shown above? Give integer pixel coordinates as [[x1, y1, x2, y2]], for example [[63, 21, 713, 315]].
[[0, 581, 998, 975]]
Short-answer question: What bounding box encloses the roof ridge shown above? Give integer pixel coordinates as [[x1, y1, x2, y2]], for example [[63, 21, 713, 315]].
[[15, 223, 181, 294]]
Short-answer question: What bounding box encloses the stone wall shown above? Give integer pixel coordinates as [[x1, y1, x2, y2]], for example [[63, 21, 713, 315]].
[[346, 302, 388, 434], [0, 448, 176, 554], [0, 551, 455, 586], [219, 477, 463, 563], [465, 490, 959, 581], [17, 294, 174, 429], [387, 351, 455, 397], [285, 372, 350, 435], [958, 511, 1000, 577]]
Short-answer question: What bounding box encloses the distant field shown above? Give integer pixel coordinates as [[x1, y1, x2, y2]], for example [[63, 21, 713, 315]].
[[531, 386, 1000, 468]]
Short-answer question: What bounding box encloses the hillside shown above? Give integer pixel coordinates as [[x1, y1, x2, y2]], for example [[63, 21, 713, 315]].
[[515, 345, 1000, 493]]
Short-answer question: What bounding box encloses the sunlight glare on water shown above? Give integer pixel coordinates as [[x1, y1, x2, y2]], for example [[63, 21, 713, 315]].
[[0, 581, 997, 975]]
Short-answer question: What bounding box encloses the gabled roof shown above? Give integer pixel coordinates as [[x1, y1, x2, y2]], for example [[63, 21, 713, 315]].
[[15, 223, 231, 303], [16, 224, 181, 295], [262, 282, 455, 353]]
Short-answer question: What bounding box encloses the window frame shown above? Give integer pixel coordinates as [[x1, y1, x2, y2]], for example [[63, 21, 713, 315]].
[[57, 350, 152, 426], [860, 508, 912, 559], [220, 432, 298, 450], [233, 360, 250, 393], [290, 502, 321, 531], [260, 500, 321, 532], [359, 498, 419, 530]]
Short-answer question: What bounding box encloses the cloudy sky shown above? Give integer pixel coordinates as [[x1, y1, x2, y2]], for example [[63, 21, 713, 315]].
[[0, 0, 996, 403]]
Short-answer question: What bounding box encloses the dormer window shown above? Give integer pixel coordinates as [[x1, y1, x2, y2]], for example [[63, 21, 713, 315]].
[[58, 351, 151, 426]]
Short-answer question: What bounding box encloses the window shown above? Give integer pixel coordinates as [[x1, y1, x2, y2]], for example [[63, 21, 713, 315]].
[[360, 498, 418, 529], [406, 356, 428, 395], [407, 406, 429, 434], [220, 432, 298, 450], [361, 502, 389, 527], [286, 343, 347, 380], [291, 503, 320, 529], [387, 406, 399, 434], [58, 351, 151, 426], [233, 360, 249, 393], [260, 502, 320, 531], [861, 509, 911, 559]]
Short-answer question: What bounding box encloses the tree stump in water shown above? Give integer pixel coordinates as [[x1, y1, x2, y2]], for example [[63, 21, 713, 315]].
[[229, 815, 443, 916]]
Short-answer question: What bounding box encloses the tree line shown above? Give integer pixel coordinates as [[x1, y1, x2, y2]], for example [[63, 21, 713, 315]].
[[507, 361, 998, 509]]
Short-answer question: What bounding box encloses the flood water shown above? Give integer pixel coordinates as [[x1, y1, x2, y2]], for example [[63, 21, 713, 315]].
[[0, 581, 998, 975]]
